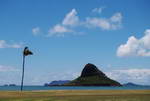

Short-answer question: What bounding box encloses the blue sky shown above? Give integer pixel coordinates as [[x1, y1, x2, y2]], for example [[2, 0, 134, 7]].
[[0, 0, 150, 85]]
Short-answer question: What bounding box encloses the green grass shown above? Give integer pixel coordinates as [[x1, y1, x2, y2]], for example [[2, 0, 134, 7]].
[[0, 90, 150, 101]]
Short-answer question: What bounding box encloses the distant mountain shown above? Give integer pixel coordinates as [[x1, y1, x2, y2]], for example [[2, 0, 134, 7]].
[[123, 82, 150, 87], [44, 80, 70, 86], [3, 84, 17, 86], [9, 84, 16, 86], [64, 63, 122, 86], [50, 80, 70, 85], [123, 82, 140, 86]]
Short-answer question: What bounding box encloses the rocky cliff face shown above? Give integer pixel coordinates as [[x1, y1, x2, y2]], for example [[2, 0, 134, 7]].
[[81, 63, 106, 77], [65, 63, 122, 86]]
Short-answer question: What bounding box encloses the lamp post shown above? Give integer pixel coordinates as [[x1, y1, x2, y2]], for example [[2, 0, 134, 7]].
[[21, 47, 33, 91]]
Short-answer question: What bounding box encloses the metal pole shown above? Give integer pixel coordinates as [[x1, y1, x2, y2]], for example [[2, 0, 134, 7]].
[[21, 55, 25, 91]]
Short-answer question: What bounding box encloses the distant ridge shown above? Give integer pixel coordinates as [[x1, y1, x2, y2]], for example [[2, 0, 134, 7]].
[[123, 82, 150, 87], [123, 82, 140, 86], [64, 63, 122, 86], [44, 80, 70, 86]]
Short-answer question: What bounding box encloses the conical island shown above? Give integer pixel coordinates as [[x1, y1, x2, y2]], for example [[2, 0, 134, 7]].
[[64, 63, 122, 86]]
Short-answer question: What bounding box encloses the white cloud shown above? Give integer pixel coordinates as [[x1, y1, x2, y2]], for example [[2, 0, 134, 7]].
[[48, 9, 79, 37], [106, 68, 150, 85], [117, 29, 150, 57], [0, 40, 22, 48], [25, 68, 150, 85], [86, 17, 110, 30], [141, 29, 150, 49], [110, 13, 122, 23], [92, 7, 105, 14], [47, 71, 80, 81], [0, 65, 19, 72], [48, 24, 72, 36], [62, 9, 79, 26], [0, 65, 20, 85], [27, 71, 80, 85], [85, 12, 122, 30], [47, 9, 123, 37], [32, 27, 40, 36]]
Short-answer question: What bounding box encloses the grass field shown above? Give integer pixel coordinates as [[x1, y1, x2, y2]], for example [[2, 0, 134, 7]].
[[0, 90, 150, 101]]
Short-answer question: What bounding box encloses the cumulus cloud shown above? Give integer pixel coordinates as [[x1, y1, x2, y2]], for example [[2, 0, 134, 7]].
[[110, 13, 122, 23], [26, 68, 150, 85], [62, 9, 79, 26], [85, 12, 122, 30], [106, 68, 150, 85], [0, 40, 22, 48], [0, 65, 20, 85], [48, 24, 72, 36], [28, 71, 80, 85], [92, 7, 105, 14], [32, 27, 40, 36], [47, 71, 80, 81], [117, 29, 150, 57], [48, 9, 79, 36], [47, 8, 122, 37]]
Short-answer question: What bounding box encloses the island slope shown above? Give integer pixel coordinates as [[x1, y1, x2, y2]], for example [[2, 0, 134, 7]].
[[64, 63, 122, 86]]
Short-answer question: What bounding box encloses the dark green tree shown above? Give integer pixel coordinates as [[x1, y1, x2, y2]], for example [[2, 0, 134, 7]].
[[21, 47, 33, 91]]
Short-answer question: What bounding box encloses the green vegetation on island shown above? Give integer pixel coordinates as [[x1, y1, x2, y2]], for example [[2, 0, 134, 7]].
[[65, 63, 121, 86]]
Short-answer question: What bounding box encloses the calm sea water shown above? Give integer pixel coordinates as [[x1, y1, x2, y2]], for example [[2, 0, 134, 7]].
[[0, 86, 150, 91]]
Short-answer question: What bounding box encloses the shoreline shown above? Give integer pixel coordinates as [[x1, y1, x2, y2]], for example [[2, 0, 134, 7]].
[[0, 89, 150, 94]]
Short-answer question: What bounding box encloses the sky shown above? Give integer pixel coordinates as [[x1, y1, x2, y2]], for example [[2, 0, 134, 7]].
[[0, 0, 150, 85]]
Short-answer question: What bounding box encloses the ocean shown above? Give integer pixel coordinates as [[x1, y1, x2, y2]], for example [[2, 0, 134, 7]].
[[0, 86, 150, 91]]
